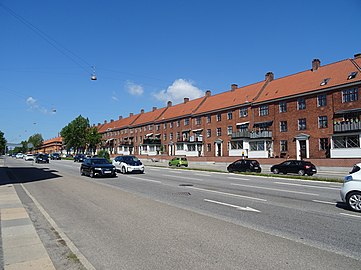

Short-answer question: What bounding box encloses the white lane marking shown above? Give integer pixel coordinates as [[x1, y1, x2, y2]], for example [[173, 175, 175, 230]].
[[21, 184, 96, 270], [312, 200, 336, 205], [230, 183, 319, 196], [187, 186, 267, 202], [227, 177, 250, 181], [194, 173, 211, 176], [163, 174, 204, 181], [204, 199, 261, 212], [340, 213, 361, 219], [274, 182, 339, 190], [124, 176, 161, 183]]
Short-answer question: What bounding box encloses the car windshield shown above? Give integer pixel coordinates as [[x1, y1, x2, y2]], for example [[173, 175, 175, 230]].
[[91, 159, 109, 165], [123, 156, 138, 162], [350, 165, 361, 174]]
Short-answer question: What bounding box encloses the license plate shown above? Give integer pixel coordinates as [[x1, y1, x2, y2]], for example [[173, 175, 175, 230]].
[[104, 171, 112, 174]]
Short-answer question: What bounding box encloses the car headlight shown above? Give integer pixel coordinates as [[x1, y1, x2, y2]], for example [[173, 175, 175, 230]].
[[94, 167, 102, 170], [344, 175, 353, 182]]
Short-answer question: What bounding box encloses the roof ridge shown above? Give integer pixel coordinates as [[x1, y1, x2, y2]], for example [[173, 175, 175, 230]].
[[192, 95, 208, 114], [251, 79, 270, 102], [350, 58, 361, 72]]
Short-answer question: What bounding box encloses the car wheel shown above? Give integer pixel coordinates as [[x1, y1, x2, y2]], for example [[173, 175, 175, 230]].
[[168, 163, 172, 166], [80, 169, 85, 176], [298, 169, 305, 176], [245, 169, 251, 173], [307, 173, 313, 176], [346, 191, 361, 212], [176, 164, 180, 167], [90, 170, 95, 178], [121, 166, 127, 174], [272, 168, 279, 174]]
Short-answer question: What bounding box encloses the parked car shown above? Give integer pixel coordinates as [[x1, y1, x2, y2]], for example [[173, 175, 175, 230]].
[[35, 154, 49, 163], [227, 159, 262, 173], [50, 153, 61, 160], [74, 154, 86, 162], [168, 157, 188, 167], [112, 155, 144, 174], [270, 160, 317, 176], [24, 154, 34, 161], [340, 163, 361, 212], [80, 158, 116, 178], [15, 153, 24, 159]]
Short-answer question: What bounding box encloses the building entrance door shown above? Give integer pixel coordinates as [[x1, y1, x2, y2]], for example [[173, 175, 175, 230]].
[[299, 140, 307, 160]]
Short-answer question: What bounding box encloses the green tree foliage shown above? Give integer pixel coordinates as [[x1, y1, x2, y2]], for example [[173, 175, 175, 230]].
[[0, 131, 6, 154], [13, 141, 28, 154], [28, 133, 44, 151], [97, 150, 110, 162], [61, 115, 102, 154]]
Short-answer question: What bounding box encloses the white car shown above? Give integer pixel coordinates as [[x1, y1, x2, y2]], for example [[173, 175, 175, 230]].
[[340, 163, 361, 212], [112, 155, 144, 174], [24, 154, 34, 161], [15, 153, 24, 159]]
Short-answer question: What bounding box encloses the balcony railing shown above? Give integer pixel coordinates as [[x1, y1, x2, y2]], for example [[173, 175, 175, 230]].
[[143, 138, 161, 145], [334, 121, 361, 133], [250, 130, 272, 139], [231, 130, 250, 138]]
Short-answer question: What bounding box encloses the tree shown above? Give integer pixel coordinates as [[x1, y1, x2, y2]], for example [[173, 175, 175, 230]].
[[61, 115, 92, 154], [86, 126, 102, 154], [28, 133, 44, 151], [13, 140, 28, 154], [0, 131, 6, 155]]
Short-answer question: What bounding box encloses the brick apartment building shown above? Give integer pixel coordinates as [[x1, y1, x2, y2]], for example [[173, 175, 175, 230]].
[[43, 54, 361, 161]]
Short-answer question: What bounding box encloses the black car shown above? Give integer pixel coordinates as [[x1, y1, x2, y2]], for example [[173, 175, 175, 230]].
[[74, 154, 86, 162], [270, 160, 317, 176], [227, 159, 262, 173], [35, 154, 49, 163], [50, 153, 61, 160], [80, 158, 116, 178]]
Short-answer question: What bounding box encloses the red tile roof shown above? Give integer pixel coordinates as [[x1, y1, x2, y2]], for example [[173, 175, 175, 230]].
[[255, 58, 361, 103], [97, 113, 140, 133], [43, 136, 62, 145], [131, 107, 168, 126]]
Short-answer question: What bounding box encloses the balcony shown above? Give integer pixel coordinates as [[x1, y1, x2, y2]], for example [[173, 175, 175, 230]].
[[231, 130, 250, 138], [143, 138, 161, 145], [250, 130, 272, 139], [334, 121, 361, 133]]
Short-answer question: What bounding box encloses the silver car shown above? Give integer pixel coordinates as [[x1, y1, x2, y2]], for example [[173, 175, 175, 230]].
[[340, 163, 361, 212]]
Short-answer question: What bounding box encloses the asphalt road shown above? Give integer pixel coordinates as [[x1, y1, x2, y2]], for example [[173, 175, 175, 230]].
[[2, 157, 361, 269]]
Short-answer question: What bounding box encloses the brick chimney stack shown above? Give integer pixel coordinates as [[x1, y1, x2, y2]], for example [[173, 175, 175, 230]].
[[231, 84, 238, 91], [354, 53, 361, 59], [140, 109, 144, 114], [129, 113, 133, 117], [104, 120, 107, 124], [119, 116, 123, 120], [184, 97, 189, 103], [167, 101, 172, 107], [205, 90, 211, 97], [312, 59, 321, 71], [152, 107, 157, 111], [265, 72, 274, 81]]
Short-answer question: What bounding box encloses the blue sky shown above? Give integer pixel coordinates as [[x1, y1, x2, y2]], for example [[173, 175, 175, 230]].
[[1, 0, 361, 143]]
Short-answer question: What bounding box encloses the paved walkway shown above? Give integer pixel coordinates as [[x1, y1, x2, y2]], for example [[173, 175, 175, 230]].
[[0, 164, 55, 270]]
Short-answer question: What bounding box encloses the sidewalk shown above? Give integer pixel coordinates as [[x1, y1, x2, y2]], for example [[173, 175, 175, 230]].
[[0, 164, 55, 270]]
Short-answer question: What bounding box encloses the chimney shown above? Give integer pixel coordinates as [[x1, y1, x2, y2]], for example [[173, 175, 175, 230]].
[[312, 59, 321, 71], [231, 84, 238, 91], [104, 120, 107, 124], [152, 107, 157, 111], [265, 72, 274, 81], [140, 109, 144, 114], [167, 101, 172, 107], [129, 113, 133, 117], [118, 115, 123, 120], [184, 97, 189, 103], [110, 119, 114, 122], [97, 123, 101, 126], [205, 90, 211, 97], [354, 53, 361, 59]]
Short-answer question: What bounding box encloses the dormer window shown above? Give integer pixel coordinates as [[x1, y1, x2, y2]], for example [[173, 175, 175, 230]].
[[348, 71, 358, 80], [320, 78, 330, 86]]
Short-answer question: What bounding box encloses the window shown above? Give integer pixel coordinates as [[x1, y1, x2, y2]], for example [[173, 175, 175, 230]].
[[319, 138, 329, 150], [176, 132, 180, 140], [227, 111, 233, 120], [279, 101, 287, 113], [342, 88, 358, 103], [207, 129, 211, 138], [163, 134, 167, 141], [206, 115, 211, 123], [239, 107, 248, 118], [170, 122, 173, 128], [317, 94, 327, 107], [195, 117, 201, 125], [163, 123, 167, 129], [156, 124, 160, 131], [176, 144, 184, 150], [259, 105, 269, 116], [187, 144, 196, 152], [333, 135, 360, 148], [216, 128, 222, 136], [280, 121, 288, 132], [227, 126, 233, 135], [170, 133, 173, 140], [217, 113, 222, 121], [320, 78, 330, 86], [250, 141, 265, 151], [298, 118, 306, 130], [230, 141, 243, 150], [184, 118, 189, 126], [297, 98, 306, 110], [280, 140, 288, 152], [348, 71, 358, 80], [318, 116, 328, 128], [207, 143, 211, 152], [176, 120, 180, 127]]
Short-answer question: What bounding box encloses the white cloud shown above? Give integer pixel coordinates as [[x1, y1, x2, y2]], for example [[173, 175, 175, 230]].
[[111, 91, 119, 101], [153, 79, 203, 104], [126, 81, 144, 96], [26, 96, 54, 115]]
